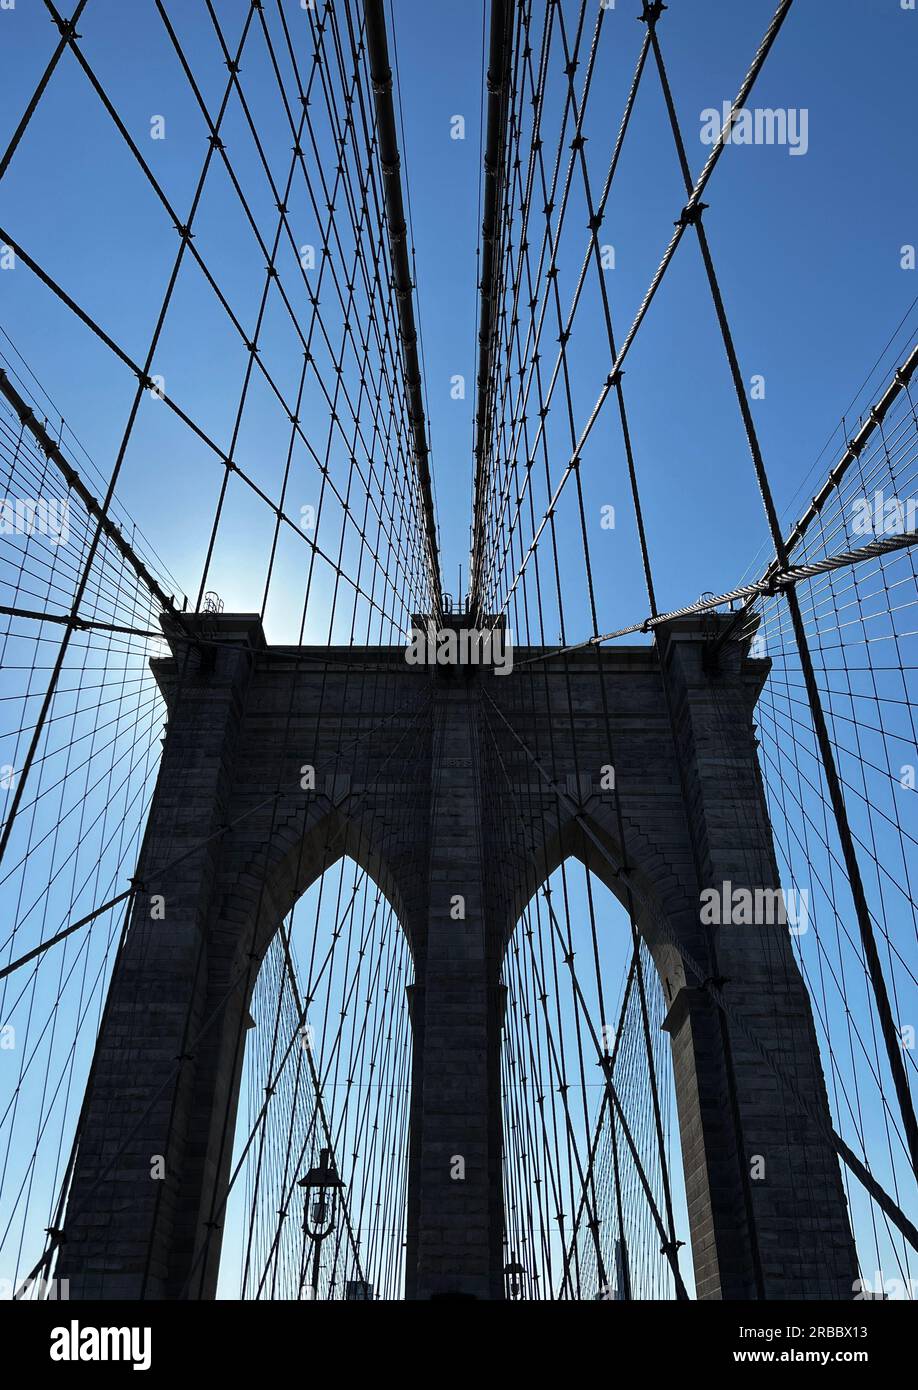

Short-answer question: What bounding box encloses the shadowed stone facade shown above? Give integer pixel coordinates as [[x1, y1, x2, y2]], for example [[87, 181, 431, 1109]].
[[57, 612, 857, 1300]]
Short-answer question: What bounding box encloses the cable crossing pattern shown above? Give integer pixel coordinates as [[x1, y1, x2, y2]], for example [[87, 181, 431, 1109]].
[[0, 0, 915, 1302]]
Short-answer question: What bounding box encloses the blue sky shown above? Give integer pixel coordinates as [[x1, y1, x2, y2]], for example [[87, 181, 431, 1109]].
[[1, 0, 917, 1299], [0, 0, 917, 637]]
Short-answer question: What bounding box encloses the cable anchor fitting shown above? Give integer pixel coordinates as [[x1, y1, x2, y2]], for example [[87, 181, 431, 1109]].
[[639, 1, 668, 27], [52, 16, 81, 41], [676, 200, 708, 228]]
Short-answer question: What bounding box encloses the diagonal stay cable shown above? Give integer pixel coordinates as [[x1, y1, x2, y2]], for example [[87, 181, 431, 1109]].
[[480, 681, 918, 1256], [0, 680, 432, 984], [485, 0, 795, 621]]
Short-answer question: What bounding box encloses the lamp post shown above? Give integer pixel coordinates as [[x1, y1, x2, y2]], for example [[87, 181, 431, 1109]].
[[298, 1148, 344, 1300], [504, 1257, 526, 1301]]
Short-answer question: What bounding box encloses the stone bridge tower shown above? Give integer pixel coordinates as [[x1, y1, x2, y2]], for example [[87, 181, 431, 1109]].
[[57, 612, 857, 1300]]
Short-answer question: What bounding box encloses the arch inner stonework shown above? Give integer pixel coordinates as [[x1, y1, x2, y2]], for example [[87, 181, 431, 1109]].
[[58, 610, 857, 1300], [218, 852, 415, 1300], [500, 856, 684, 1299]]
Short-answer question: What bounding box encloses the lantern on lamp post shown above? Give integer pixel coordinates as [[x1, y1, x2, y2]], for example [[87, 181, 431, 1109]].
[[298, 1148, 344, 1300], [504, 1257, 526, 1301]]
